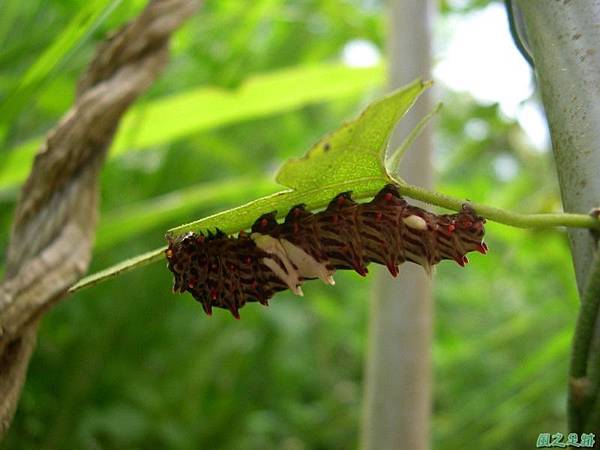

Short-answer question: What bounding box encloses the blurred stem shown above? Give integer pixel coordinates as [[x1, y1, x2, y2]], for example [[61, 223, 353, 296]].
[[69, 181, 600, 296], [570, 250, 600, 430], [361, 1, 433, 447], [571, 252, 600, 380]]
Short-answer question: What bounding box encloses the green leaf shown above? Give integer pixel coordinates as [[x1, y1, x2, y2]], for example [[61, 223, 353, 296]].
[[0, 64, 384, 189], [112, 64, 384, 154], [167, 79, 430, 237]]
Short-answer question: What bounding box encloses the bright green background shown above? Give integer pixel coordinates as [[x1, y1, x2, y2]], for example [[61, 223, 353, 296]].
[[0, 1, 577, 449]]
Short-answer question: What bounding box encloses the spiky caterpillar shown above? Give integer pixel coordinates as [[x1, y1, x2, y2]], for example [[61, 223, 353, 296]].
[[165, 184, 487, 318]]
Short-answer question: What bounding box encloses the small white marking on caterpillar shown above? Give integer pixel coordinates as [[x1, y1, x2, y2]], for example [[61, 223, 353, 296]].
[[403, 215, 428, 230]]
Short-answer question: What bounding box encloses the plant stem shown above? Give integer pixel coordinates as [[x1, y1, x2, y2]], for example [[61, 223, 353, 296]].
[[394, 181, 600, 230], [68, 247, 165, 294], [568, 250, 600, 431]]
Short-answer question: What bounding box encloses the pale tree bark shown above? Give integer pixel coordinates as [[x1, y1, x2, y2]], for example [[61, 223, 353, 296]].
[[0, 0, 199, 439], [515, 0, 600, 435], [361, 1, 433, 449], [515, 1, 600, 294]]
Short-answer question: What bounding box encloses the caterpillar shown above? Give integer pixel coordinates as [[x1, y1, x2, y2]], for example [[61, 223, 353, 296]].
[[165, 184, 487, 319]]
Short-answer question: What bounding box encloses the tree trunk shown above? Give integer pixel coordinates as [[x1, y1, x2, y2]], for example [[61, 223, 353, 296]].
[[360, 1, 433, 449], [515, 1, 600, 293], [515, 0, 600, 434]]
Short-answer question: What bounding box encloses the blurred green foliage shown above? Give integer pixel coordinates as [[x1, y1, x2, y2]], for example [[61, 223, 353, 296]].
[[0, 1, 578, 450]]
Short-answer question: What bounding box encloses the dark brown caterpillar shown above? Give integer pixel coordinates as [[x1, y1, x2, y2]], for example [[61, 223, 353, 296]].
[[165, 184, 487, 318]]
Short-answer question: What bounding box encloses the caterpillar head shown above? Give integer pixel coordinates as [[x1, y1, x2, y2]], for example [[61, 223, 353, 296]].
[[445, 204, 487, 254], [166, 232, 209, 293]]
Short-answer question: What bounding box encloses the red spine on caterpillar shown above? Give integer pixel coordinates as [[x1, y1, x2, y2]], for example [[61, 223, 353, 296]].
[[165, 184, 487, 318]]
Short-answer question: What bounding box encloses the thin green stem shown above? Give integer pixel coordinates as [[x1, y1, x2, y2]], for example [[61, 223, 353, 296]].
[[568, 251, 600, 431], [394, 180, 600, 229], [68, 246, 165, 294]]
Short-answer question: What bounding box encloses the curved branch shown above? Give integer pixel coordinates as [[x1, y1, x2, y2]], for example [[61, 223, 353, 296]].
[[0, 0, 199, 438]]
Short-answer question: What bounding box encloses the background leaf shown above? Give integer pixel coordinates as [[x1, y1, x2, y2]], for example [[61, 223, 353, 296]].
[[0, 64, 383, 190], [0, 0, 125, 132]]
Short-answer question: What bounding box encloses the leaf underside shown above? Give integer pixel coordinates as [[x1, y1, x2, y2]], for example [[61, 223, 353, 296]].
[[167, 79, 432, 238]]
